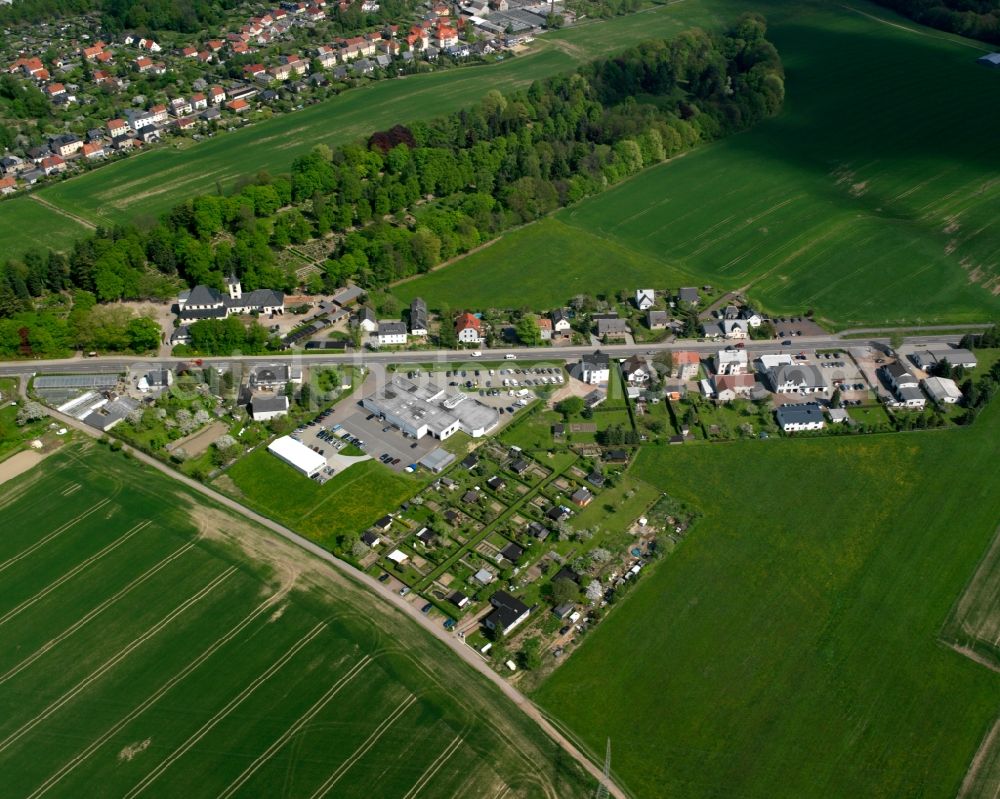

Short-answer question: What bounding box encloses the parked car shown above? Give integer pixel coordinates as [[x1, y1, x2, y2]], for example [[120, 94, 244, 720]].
[[378, 573, 390, 583], [421, 602, 433, 614]]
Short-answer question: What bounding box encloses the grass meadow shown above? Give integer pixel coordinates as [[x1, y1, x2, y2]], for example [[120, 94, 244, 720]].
[[216, 448, 422, 549], [0, 444, 595, 798], [396, 0, 1000, 327], [534, 401, 1000, 798]]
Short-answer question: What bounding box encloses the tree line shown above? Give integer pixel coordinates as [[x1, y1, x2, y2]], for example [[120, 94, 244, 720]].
[[0, 15, 784, 352], [871, 0, 1000, 45]]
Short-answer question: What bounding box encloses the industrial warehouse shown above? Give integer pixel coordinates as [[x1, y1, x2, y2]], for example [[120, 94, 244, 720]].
[[362, 376, 500, 440]]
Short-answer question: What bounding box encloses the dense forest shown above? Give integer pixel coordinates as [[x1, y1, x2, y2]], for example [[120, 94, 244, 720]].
[[0, 14, 784, 357], [871, 0, 1000, 44]]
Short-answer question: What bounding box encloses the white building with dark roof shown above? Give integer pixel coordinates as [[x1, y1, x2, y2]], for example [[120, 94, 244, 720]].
[[177, 275, 284, 324], [377, 320, 408, 346]]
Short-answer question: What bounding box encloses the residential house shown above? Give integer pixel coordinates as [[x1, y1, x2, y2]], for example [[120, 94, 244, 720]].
[[250, 394, 290, 421], [634, 288, 655, 310], [248, 363, 302, 390], [882, 362, 918, 392], [125, 108, 156, 130], [357, 306, 378, 332], [409, 297, 428, 336], [49, 134, 82, 158], [775, 402, 825, 432], [570, 487, 593, 507], [149, 104, 168, 124], [713, 373, 755, 402], [537, 317, 553, 340], [767, 364, 829, 395], [169, 97, 193, 117], [595, 314, 629, 339], [107, 118, 130, 138], [673, 351, 701, 379], [81, 142, 105, 159], [647, 310, 669, 330], [209, 86, 227, 104], [376, 321, 408, 346], [455, 312, 482, 344], [191, 93, 208, 110], [577, 351, 610, 384], [0, 176, 17, 195], [484, 590, 530, 634], [716, 349, 748, 376], [226, 98, 250, 113], [677, 287, 700, 305], [551, 308, 572, 334], [40, 155, 66, 175], [621, 355, 650, 385]]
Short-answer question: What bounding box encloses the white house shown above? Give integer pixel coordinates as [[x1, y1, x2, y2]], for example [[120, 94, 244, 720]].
[[716, 349, 748, 375], [455, 312, 482, 344], [775, 403, 825, 432], [621, 355, 650, 385], [250, 394, 290, 421], [577, 351, 610, 384], [766, 364, 829, 395], [634, 289, 655, 311], [356, 306, 378, 333], [550, 308, 572, 334], [377, 320, 408, 346], [883, 362, 918, 392]]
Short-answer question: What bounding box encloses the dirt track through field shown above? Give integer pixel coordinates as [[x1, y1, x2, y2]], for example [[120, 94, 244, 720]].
[[0, 450, 48, 486], [28, 194, 97, 230]]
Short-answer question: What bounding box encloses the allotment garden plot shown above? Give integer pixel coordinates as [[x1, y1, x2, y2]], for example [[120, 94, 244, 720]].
[[0, 444, 594, 798]]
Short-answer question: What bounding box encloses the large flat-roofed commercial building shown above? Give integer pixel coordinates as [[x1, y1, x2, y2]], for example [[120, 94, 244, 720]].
[[268, 435, 327, 477], [363, 376, 499, 440]]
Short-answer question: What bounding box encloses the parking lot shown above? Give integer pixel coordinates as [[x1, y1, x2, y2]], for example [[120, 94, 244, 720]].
[[772, 316, 827, 339], [410, 364, 565, 399], [778, 348, 874, 405], [336, 406, 442, 471]]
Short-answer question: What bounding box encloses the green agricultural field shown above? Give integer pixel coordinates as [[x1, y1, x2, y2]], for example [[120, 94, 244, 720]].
[[0, 196, 92, 256], [395, 218, 695, 310], [0, 444, 594, 798], [216, 448, 421, 549], [534, 403, 1000, 798], [398, 0, 1000, 327]]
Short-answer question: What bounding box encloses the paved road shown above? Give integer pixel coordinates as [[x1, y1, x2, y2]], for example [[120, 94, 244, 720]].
[[45, 406, 628, 799], [0, 331, 976, 378]]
